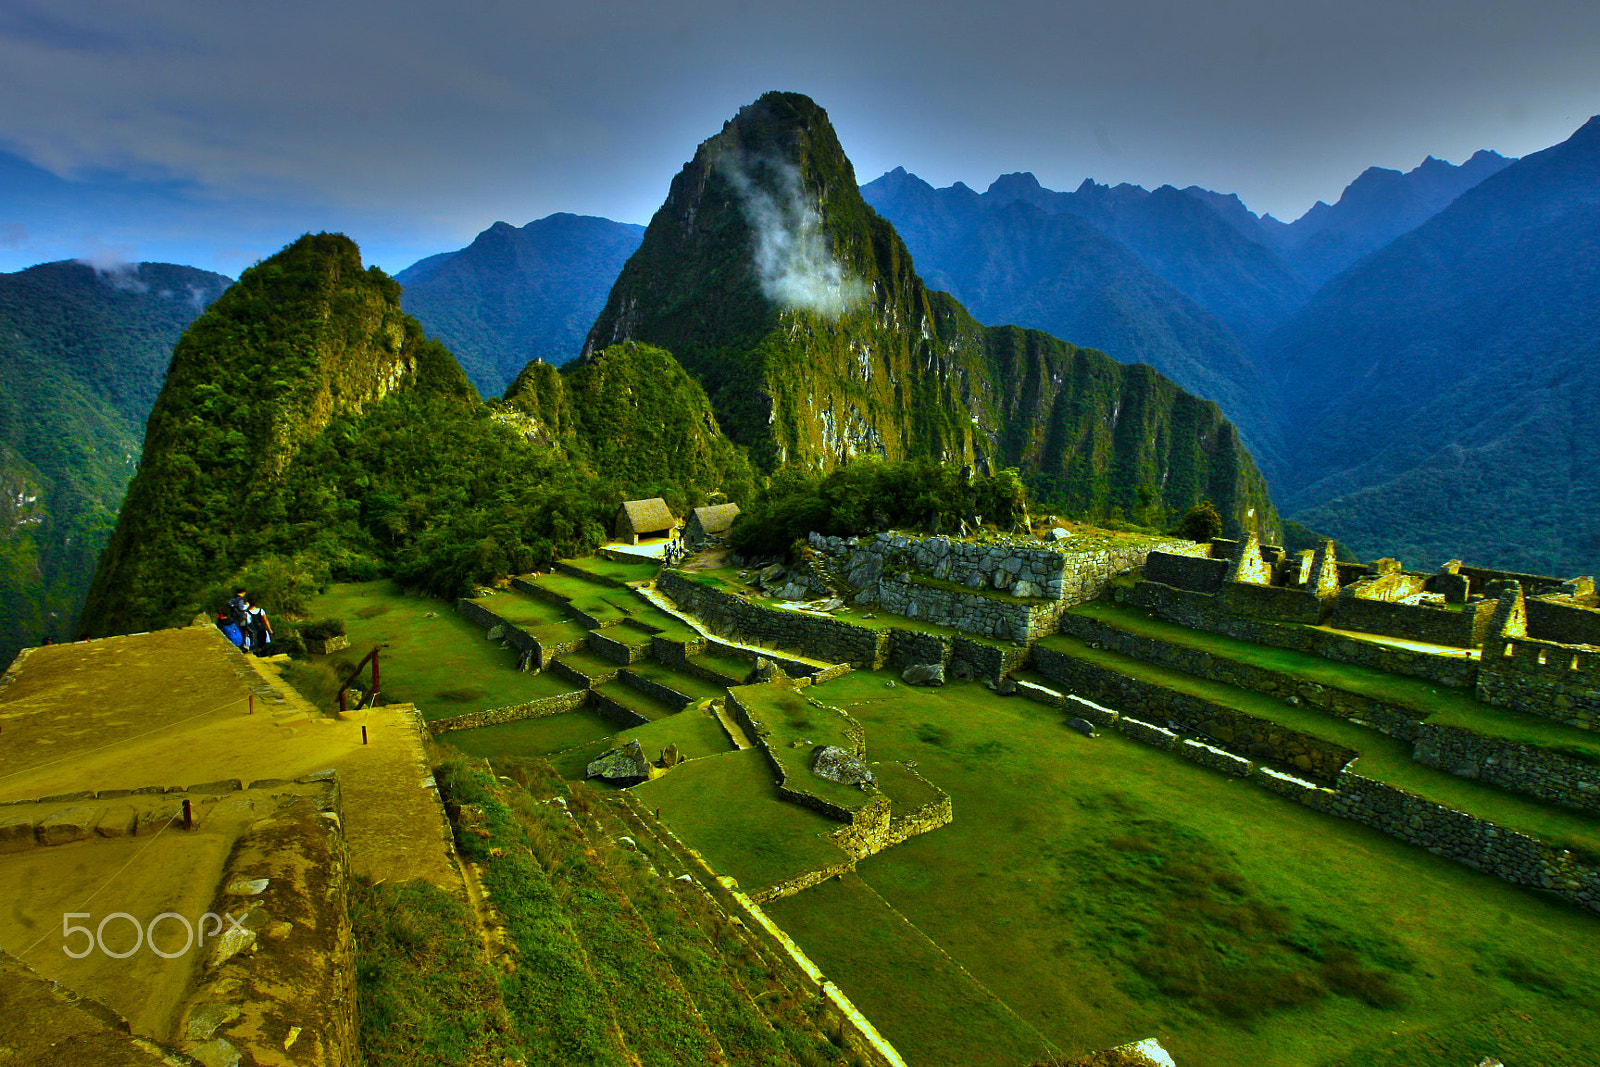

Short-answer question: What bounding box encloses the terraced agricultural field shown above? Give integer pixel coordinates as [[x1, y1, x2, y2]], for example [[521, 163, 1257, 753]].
[[763, 670, 1600, 1067], [301, 581, 584, 719]]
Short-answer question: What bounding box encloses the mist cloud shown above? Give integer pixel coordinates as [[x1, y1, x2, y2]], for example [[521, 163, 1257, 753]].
[[75, 241, 147, 292], [718, 150, 869, 320]]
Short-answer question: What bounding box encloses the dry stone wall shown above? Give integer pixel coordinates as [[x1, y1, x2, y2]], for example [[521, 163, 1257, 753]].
[[1412, 723, 1600, 815], [658, 570, 888, 667], [1527, 597, 1600, 646], [1057, 613, 1422, 738], [427, 690, 588, 734], [1329, 595, 1496, 649], [809, 530, 1201, 640], [1125, 581, 1480, 689], [1032, 642, 1358, 782], [456, 598, 543, 668]]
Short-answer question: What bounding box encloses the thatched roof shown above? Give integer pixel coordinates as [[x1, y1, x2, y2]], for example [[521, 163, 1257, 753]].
[[617, 497, 675, 534], [688, 503, 741, 536]]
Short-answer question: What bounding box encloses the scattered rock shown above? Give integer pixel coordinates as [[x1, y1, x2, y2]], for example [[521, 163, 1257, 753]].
[[885, 680, 896, 688], [812, 746, 875, 787], [1049, 527, 1070, 541], [759, 563, 787, 583], [743, 657, 787, 685], [587, 739, 652, 784], [901, 662, 945, 687], [1066, 717, 1098, 738], [659, 744, 682, 768]]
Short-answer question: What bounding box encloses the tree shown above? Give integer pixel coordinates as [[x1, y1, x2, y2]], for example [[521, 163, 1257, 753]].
[[1176, 500, 1223, 543]]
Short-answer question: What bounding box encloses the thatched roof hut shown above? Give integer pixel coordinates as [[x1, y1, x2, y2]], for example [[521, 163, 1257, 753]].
[[685, 503, 741, 545], [614, 498, 678, 544]]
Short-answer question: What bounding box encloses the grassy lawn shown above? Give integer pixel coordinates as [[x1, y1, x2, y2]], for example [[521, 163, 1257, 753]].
[[594, 679, 676, 720], [1072, 600, 1600, 764], [438, 707, 620, 761], [527, 617, 591, 648], [788, 670, 1600, 1067], [554, 648, 622, 680], [871, 760, 942, 812], [766, 874, 1057, 1067], [627, 603, 701, 641], [302, 581, 583, 719], [561, 556, 661, 585], [689, 648, 756, 683], [623, 660, 731, 703], [632, 748, 850, 894], [1036, 633, 1600, 859], [471, 589, 570, 629]]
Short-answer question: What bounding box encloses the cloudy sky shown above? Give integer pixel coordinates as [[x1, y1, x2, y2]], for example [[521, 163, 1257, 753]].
[[1, 0, 1597, 278]]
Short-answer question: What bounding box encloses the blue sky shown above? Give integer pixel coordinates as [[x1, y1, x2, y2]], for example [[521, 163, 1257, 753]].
[[1, 0, 1597, 278]]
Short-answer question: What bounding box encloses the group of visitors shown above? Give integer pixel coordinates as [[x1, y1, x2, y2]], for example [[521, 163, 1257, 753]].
[[663, 536, 690, 566], [216, 586, 274, 655]]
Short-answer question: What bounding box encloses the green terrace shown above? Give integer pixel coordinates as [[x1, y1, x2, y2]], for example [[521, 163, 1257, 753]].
[[621, 659, 732, 704], [542, 703, 739, 781], [1033, 632, 1600, 860], [561, 555, 662, 585], [774, 669, 1600, 1067], [301, 580, 584, 719], [469, 588, 570, 629], [732, 684, 873, 814], [1070, 599, 1600, 765], [632, 747, 853, 893], [593, 678, 676, 720]]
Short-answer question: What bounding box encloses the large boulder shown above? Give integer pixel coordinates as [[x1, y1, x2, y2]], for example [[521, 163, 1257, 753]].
[[812, 745, 875, 787], [901, 662, 945, 687], [587, 739, 651, 784], [743, 657, 788, 685]]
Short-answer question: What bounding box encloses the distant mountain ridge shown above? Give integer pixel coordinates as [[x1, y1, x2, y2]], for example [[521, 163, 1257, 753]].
[[0, 259, 229, 658], [1262, 116, 1600, 574], [397, 213, 644, 396]]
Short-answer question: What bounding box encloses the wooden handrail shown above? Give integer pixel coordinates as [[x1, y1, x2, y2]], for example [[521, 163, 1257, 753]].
[[336, 646, 383, 712]]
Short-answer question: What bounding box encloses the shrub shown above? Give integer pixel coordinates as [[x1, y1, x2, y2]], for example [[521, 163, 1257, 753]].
[[298, 617, 346, 640]]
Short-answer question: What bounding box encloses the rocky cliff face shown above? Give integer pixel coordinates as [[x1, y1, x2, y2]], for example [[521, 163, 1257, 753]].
[[584, 92, 1280, 538]]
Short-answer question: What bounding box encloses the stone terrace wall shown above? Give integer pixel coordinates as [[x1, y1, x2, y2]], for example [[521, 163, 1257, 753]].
[[1412, 722, 1600, 815], [873, 576, 1052, 642], [427, 689, 588, 734], [812, 530, 1203, 626], [1215, 583, 1325, 625], [1032, 642, 1358, 782], [885, 629, 950, 669], [658, 570, 888, 668], [1302, 769, 1600, 913], [1057, 613, 1421, 739], [949, 636, 1030, 684], [1069, 695, 1600, 914], [456, 598, 542, 668], [1126, 581, 1480, 689], [1477, 636, 1600, 731], [1329, 596, 1496, 649]]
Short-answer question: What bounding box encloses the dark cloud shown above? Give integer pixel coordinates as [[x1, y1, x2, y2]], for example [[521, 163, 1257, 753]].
[[1, 0, 1596, 276]]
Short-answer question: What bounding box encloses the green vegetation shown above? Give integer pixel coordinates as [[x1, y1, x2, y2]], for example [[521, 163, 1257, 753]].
[[0, 260, 229, 662], [1037, 632, 1600, 859], [765, 671, 1600, 1067], [77, 236, 754, 639], [584, 91, 1279, 540], [729, 457, 1028, 556], [439, 707, 620, 761], [1174, 498, 1223, 542], [352, 875, 526, 1066]]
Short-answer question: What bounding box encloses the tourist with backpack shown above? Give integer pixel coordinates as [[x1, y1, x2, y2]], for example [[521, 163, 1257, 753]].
[[247, 601, 273, 655]]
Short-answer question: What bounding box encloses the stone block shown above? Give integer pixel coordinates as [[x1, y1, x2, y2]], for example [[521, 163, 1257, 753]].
[[37, 805, 103, 845], [0, 813, 34, 853], [1063, 694, 1119, 727], [95, 806, 139, 838]]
